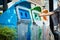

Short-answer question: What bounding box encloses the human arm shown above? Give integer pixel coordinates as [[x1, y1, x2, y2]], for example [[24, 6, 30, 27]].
[[39, 12, 54, 16]]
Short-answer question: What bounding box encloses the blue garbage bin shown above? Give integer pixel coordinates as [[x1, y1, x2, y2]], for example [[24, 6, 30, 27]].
[[15, 1, 32, 40]]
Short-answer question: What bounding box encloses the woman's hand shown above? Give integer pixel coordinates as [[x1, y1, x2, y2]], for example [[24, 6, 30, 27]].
[[39, 12, 54, 17]]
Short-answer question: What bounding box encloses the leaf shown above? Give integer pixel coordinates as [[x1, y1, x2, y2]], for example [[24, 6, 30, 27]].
[[0, 25, 17, 40]]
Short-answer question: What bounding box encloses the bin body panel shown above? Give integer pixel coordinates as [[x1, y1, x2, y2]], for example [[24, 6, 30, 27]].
[[31, 7, 42, 40], [18, 23, 28, 40]]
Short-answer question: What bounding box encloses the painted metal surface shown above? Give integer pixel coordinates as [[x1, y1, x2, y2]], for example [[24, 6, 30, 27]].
[[15, 1, 32, 40], [0, 1, 31, 40], [0, 0, 18, 40], [31, 6, 43, 40]]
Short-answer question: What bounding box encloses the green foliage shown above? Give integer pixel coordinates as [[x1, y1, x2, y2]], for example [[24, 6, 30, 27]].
[[0, 12, 2, 15], [0, 25, 17, 40]]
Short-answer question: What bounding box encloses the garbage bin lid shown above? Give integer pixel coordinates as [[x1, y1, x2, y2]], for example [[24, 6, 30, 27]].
[[31, 6, 41, 12]]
